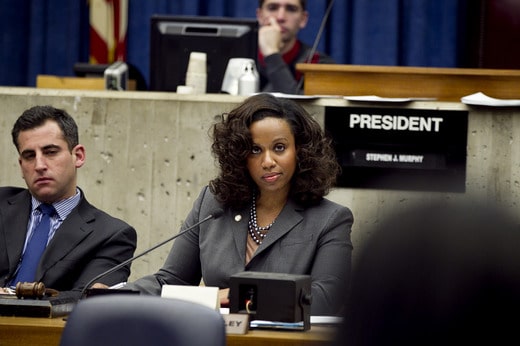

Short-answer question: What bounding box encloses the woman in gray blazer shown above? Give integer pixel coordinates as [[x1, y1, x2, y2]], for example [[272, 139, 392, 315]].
[[126, 93, 353, 316]]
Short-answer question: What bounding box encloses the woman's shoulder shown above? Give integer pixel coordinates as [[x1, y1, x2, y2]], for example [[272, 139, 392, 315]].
[[196, 185, 228, 213], [297, 197, 353, 218], [293, 198, 354, 234], [319, 197, 349, 209]]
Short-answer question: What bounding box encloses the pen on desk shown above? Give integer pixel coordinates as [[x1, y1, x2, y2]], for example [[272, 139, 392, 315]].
[[109, 282, 127, 289]]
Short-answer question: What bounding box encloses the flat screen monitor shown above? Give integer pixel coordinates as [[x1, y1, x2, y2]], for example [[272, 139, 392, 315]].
[[150, 15, 258, 93]]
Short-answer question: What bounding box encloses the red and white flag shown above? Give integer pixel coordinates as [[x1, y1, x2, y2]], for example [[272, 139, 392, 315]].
[[89, 0, 128, 64]]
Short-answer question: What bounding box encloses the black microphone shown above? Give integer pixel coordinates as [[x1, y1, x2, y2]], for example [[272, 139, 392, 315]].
[[79, 208, 225, 299], [295, 0, 335, 92]]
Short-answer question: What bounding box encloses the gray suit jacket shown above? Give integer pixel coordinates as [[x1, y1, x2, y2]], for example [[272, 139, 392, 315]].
[[127, 186, 353, 315], [0, 186, 137, 293]]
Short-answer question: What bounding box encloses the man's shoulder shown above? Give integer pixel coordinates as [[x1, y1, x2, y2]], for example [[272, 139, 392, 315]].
[[76, 195, 134, 230], [0, 186, 28, 200], [297, 41, 335, 64]]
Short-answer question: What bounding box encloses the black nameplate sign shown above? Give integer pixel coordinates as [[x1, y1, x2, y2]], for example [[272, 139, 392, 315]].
[[325, 106, 468, 192]]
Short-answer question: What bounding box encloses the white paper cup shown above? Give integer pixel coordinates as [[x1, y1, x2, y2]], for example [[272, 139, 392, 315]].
[[176, 85, 194, 94], [186, 72, 207, 94], [186, 52, 207, 74]]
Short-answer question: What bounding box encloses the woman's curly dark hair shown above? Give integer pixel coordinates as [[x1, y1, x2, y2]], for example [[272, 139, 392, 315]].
[[209, 93, 340, 210]]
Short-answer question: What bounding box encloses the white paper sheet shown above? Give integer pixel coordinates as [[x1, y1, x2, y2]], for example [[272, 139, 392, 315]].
[[344, 95, 436, 102], [461, 92, 520, 107]]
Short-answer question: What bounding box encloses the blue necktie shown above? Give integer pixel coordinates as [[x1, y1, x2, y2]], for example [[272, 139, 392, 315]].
[[11, 204, 56, 285]]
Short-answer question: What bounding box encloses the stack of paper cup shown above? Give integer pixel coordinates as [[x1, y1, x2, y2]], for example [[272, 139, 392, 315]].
[[185, 52, 207, 94], [176, 85, 194, 94]]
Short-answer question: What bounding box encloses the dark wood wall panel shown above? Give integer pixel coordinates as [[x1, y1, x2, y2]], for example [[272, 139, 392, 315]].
[[466, 0, 520, 69]]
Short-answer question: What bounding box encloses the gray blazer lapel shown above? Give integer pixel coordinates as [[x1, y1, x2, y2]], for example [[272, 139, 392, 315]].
[[252, 200, 304, 257], [230, 208, 249, 264]]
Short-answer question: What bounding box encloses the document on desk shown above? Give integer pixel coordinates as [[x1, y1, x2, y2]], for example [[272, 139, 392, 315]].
[[344, 95, 436, 102], [249, 316, 343, 330], [0, 287, 15, 295], [161, 285, 219, 310], [257, 92, 343, 100], [310, 316, 343, 325], [250, 320, 305, 330], [461, 92, 520, 107]]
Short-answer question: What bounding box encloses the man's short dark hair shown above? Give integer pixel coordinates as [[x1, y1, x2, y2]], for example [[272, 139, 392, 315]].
[[258, 0, 307, 11], [12, 105, 79, 152]]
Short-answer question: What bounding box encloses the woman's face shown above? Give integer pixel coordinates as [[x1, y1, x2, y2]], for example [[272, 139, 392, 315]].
[[246, 116, 297, 198]]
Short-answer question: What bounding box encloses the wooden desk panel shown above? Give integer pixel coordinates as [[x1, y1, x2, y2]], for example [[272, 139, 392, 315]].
[[0, 316, 335, 346], [227, 326, 335, 346], [36, 75, 137, 90], [297, 64, 520, 101], [0, 316, 66, 346]]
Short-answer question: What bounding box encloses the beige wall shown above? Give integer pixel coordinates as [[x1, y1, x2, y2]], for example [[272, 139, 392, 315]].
[[1, 87, 519, 281]]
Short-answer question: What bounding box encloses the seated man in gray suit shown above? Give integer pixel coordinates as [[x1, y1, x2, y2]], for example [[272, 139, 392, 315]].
[[0, 105, 137, 297]]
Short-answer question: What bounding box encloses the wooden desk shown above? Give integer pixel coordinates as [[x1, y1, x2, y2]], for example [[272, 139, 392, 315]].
[[297, 63, 520, 101], [0, 316, 66, 346], [36, 75, 137, 90], [227, 326, 335, 346], [0, 316, 336, 346]]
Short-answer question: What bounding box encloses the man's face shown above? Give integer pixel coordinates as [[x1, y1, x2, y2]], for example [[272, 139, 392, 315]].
[[17, 120, 85, 203], [257, 0, 309, 44]]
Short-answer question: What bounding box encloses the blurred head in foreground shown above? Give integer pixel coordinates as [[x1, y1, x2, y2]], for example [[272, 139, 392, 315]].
[[340, 199, 520, 346]]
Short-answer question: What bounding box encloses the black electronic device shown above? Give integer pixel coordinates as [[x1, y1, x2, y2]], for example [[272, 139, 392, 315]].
[[73, 62, 148, 90], [104, 61, 128, 90], [149, 15, 258, 93], [229, 271, 312, 331], [73, 62, 110, 77]]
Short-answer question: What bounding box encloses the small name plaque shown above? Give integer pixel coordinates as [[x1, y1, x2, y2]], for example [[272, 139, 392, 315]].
[[223, 313, 249, 334]]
